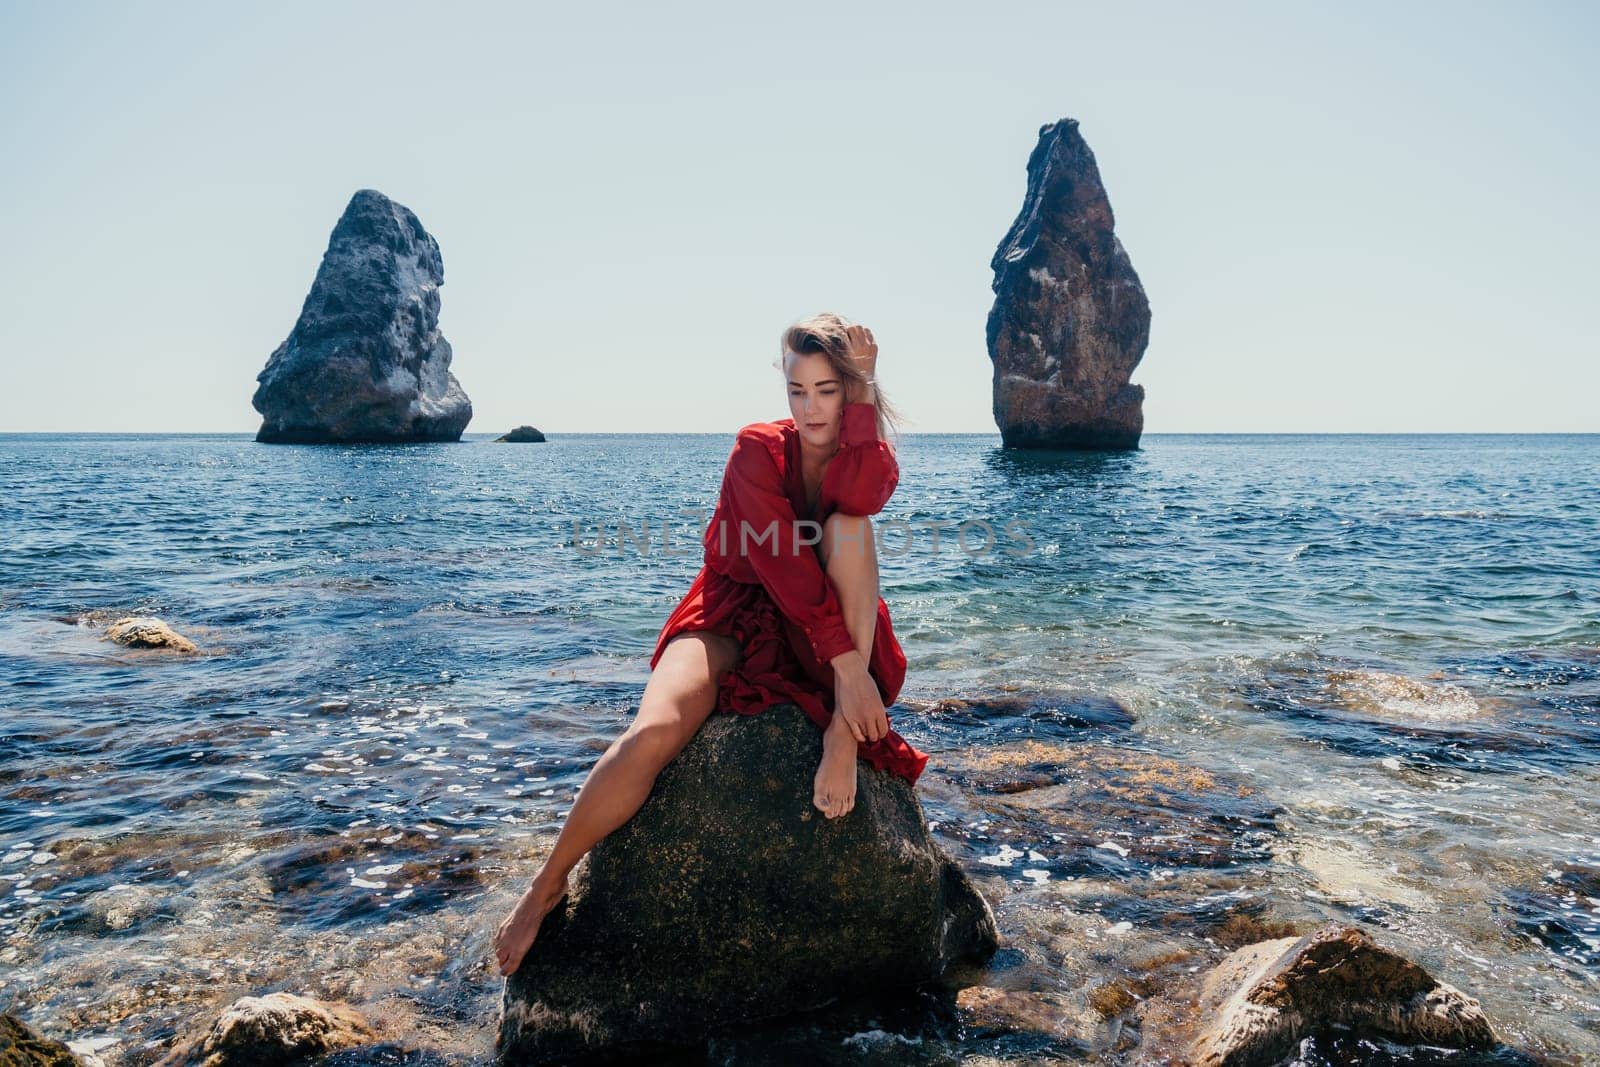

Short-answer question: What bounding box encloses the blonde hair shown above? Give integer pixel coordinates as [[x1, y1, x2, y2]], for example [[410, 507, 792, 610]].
[[772, 312, 904, 449]]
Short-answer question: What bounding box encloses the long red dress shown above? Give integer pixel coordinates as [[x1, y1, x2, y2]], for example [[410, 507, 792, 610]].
[[649, 401, 929, 786]]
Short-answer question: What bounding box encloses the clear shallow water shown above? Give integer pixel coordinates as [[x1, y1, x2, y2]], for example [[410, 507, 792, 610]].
[[1, 431, 1597, 1064]]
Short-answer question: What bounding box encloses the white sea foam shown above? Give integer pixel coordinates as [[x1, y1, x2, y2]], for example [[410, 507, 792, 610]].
[[979, 843, 1023, 867]]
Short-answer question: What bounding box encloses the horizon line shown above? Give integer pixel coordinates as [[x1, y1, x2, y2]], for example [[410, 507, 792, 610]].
[[3, 430, 1597, 438]]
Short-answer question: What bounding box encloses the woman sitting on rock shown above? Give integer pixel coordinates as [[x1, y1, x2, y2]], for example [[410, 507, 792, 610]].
[[492, 313, 927, 977]]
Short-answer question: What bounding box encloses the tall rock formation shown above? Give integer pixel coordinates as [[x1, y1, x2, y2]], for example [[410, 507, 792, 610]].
[[987, 119, 1150, 450], [252, 189, 472, 443]]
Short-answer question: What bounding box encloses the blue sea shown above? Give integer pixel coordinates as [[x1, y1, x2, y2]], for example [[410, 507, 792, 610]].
[[2, 431, 1597, 1064]]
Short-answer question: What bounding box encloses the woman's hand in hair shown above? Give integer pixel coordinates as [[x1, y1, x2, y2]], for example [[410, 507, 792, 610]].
[[843, 324, 878, 405]]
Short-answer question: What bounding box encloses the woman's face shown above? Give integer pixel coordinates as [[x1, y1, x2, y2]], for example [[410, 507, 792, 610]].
[[785, 350, 845, 450]]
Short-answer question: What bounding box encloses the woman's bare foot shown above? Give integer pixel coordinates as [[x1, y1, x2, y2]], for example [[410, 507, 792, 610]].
[[813, 715, 858, 819], [493, 872, 569, 977]]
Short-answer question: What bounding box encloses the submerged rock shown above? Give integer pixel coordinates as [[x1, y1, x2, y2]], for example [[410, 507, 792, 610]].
[[950, 739, 1278, 875], [69, 882, 175, 935], [494, 425, 546, 443], [0, 1014, 84, 1066], [1323, 668, 1488, 723], [955, 986, 1089, 1049], [1188, 923, 1496, 1065], [158, 992, 375, 1067], [986, 118, 1150, 450], [496, 702, 999, 1064], [104, 616, 197, 654], [252, 189, 472, 444], [318, 1047, 450, 1067]]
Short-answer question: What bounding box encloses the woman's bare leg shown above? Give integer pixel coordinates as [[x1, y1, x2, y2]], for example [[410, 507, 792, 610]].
[[813, 511, 880, 819], [492, 630, 740, 976]]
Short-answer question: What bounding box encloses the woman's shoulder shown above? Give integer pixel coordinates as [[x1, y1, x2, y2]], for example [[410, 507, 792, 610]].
[[735, 416, 795, 443], [728, 419, 795, 482], [732, 418, 797, 457]]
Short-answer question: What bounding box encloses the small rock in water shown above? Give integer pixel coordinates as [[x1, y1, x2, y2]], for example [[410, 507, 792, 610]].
[[1324, 668, 1486, 723], [104, 616, 198, 654], [1184, 922, 1497, 1065], [954, 986, 1081, 1045], [158, 991, 376, 1066], [494, 425, 546, 443]]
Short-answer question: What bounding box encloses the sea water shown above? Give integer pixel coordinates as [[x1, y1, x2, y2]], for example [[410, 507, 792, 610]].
[[1, 431, 1596, 1063]]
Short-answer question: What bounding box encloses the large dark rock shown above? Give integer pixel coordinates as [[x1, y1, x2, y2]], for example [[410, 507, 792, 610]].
[[987, 118, 1150, 450], [252, 189, 472, 444], [495, 702, 999, 1065]]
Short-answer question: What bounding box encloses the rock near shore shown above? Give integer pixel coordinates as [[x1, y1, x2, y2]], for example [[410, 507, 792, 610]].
[[0, 1014, 84, 1066], [157, 991, 375, 1067], [987, 118, 1150, 450], [1188, 923, 1497, 1065], [103, 615, 198, 654], [252, 189, 472, 444], [496, 702, 999, 1064]]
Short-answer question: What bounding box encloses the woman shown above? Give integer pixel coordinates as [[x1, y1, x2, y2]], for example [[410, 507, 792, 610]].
[[492, 313, 928, 978]]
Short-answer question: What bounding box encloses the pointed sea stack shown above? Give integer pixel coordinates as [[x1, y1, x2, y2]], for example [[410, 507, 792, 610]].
[[252, 189, 472, 443], [987, 119, 1150, 450]]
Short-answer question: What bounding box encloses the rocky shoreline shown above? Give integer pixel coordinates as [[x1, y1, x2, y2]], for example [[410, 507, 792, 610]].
[[3, 623, 1531, 1065]]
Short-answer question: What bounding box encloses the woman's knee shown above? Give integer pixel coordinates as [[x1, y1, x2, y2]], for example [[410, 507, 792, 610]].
[[657, 630, 741, 678], [622, 682, 706, 767], [627, 631, 736, 762], [617, 717, 689, 768]]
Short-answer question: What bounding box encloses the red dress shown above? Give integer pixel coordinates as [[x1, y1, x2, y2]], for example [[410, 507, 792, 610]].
[[649, 402, 929, 786]]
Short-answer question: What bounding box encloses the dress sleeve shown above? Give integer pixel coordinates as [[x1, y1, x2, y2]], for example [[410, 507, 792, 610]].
[[719, 432, 858, 666], [819, 402, 899, 516]]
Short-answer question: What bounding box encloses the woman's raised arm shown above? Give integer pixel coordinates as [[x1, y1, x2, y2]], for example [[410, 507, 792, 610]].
[[716, 431, 858, 668], [818, 402, 899, 517]]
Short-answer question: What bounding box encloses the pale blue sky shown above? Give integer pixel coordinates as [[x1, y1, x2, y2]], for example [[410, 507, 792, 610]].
[[2, 1, 1594, 434]]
